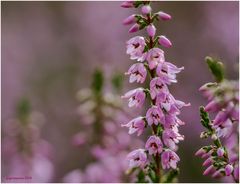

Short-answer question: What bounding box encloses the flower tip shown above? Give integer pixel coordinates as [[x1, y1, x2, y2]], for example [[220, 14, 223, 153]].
[[225, 164, 234, 176], [158, 11, 172, 21], [121, 1, 134, 8], [199, 86, 204, 91], [185, 102, 191, 107], [217, 147, 225, 157], [147, 24, 156, 37], [212, 169, 223, 178], [129, 24, 139, 33], [141, 5, 152, 14], [202, 157, 213, 167], [195, 148, 205, 156], [179, 66, 185, 70], [123, 14, 136, 25], [158, 36, 172, 48], [203, 165, 214, 175]]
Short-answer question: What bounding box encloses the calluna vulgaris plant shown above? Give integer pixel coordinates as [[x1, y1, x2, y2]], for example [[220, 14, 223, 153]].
[[2, 98, 54, 182], [121, 1, 190, 182], [195, 57, 239, 182], [63, 69, 143, 182]]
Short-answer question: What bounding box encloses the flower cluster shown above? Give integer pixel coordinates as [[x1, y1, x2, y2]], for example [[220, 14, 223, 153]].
[[63, 69, 143, 182], [2, 99, 54, 182], [196, 57, 239, 182], [121, 1, 189, 182]]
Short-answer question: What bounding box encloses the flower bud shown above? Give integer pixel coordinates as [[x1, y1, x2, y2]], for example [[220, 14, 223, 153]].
[[147, 24, 156, 37], [129, 23, 140, 33], [203, 157, 213, 167], [202, 150, 213, 159], [157, 11, 172, 21], [121, 1, 134, 8], [141, 5, 152, 14], [195, 148, 206, 157], [158, 36, 172, 48], [217, 147, 225, 157], [123, 14, 136, 25], [225, 164, 233, 176], [212, 169, 224, 178], [205, 100, 220, 112], [213, 111, 228, 126], [203, 165, 215, 175]]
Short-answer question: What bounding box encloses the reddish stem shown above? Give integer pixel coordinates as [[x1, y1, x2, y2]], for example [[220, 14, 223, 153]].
[[147, 12, 161, 182]]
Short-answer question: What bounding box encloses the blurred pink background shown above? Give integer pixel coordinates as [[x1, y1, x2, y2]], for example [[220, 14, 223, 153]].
[[1, 1, 239, 182]]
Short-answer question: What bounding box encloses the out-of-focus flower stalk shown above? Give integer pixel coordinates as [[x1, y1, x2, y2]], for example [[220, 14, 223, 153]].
[[2, 98, 54, 183], [196, 57, 239, 183], [121, 1, 189, 182], [63, 69, 142, 182]]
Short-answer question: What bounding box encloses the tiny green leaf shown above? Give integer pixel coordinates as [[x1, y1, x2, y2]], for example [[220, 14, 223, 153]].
[[205, 56, 224, 83], [199, 106, 212, 130], [213, 139, 222, 147], [136, 169, 147, 183], [202, 145, 213, 152], [17, 98, 31, 124], [111, 73, 124, 93], [162, 169, 179, 183], [91, 69, 104, 94], [148, 168, 156, 182], [157, 124, 163, 136]]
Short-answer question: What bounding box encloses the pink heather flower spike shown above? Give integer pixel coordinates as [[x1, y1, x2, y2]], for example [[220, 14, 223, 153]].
[[161, 150, 180, 169], [121, 1, 134, 8], [141, 5, 152, 15], [122, 88, 146, 108], [122, 116, 145, 136], [122, 1, 188, 181], [129, 23, 140, 33], [125, 63, 147, 83], [127, 149, 148, 169], [147, 24, 156, 37], [145, 135, 163, 155], [146, 48, 165, 69], [158, 36, 172, 48], [123, 14, 136, 25], [197, 58, 238, 182], [157, 11, 172, 21], [126, 36, 146, 61]]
